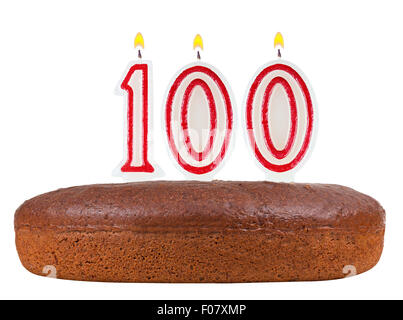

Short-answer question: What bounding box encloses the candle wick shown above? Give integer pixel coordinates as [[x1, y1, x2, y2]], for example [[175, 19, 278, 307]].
[[277, 48, 282, 58], [138, 49, 142, 59], [197, 50, 201, 60]]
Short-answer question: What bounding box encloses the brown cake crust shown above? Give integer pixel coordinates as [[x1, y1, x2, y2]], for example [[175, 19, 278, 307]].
[[15, 181, 385, 282]]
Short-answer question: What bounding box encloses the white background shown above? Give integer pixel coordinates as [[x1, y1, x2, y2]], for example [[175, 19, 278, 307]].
[[0, 0, 402, 300]]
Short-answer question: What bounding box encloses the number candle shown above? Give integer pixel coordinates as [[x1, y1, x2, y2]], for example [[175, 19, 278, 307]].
[[164, 35, 234, 176], [119, 33, 155, 175], [245, 33, 317, 180]]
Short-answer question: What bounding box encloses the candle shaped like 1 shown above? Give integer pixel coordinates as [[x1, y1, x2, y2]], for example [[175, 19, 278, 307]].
[[119, 33, 155, 175], [245, 33, 317, 180], [164, 35, 234, 176]]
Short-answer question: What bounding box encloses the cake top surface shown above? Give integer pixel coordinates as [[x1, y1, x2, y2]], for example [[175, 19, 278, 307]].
[[15, 181, 385, 232]]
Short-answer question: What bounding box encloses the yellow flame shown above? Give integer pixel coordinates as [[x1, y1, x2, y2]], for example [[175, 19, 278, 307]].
[[274, 32, 284, 48], [193, 34, 203, 50], [134, 32, 144, 49]]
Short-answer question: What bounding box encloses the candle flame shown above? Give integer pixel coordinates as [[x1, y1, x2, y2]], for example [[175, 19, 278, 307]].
[[274, 32, 284, 49], [134, 32, 145, 49], [193, 34, 203, 50]]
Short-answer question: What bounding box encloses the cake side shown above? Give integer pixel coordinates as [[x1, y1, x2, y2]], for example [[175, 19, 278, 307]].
[[15, 228, 384, 282]]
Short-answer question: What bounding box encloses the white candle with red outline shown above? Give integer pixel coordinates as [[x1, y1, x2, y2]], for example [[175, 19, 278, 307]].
[[164, 35, 234, 176], [245, 33, 316, 179], [119, 33, 155, 174]]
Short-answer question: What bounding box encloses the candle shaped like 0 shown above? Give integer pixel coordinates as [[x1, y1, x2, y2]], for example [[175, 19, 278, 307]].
[[164, 35, 234, 176], [245, 33, 317, 179], [119, 33, 155, 174]]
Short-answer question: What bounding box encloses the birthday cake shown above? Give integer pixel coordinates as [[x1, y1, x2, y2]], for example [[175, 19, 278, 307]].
[[15, 181, 385, 282], [14, 33, 386, 282]]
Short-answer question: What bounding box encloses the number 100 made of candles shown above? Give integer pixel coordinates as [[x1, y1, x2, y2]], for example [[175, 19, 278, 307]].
[[116, 33, 317, 181]]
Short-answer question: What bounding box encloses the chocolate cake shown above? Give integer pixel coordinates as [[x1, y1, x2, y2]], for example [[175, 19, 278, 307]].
[[14, 181, 385, 282]]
